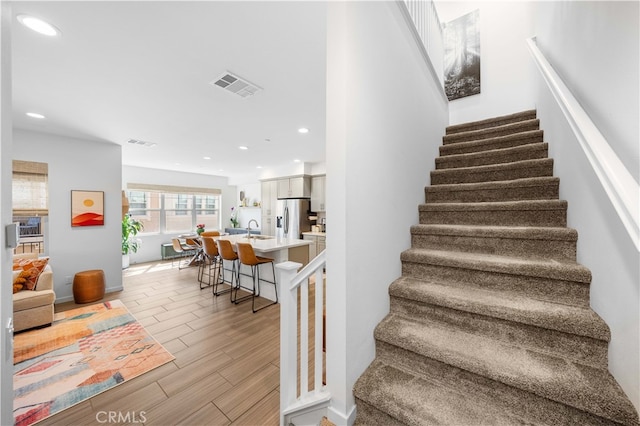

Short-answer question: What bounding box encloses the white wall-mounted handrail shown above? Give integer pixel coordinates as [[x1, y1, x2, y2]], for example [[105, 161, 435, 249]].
[[527, 36, 640, 252], [277, 250, 328, 426]]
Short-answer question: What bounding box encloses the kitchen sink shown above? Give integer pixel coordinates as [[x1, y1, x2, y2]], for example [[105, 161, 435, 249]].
[[242, 235, 274, 240]]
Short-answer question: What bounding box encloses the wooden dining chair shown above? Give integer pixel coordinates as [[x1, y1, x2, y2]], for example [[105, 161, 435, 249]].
[[171, 238, 192, 269], [200, 231, 220, 237]]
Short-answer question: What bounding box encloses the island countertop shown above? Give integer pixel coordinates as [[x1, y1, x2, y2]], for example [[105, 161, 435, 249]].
[[216, 234, 312, 253]]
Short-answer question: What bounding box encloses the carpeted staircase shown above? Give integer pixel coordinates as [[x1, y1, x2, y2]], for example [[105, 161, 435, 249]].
[[353, 110, 640, 425]]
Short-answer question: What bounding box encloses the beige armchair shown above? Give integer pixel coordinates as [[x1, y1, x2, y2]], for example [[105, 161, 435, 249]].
[[13, 253, 55, 332]]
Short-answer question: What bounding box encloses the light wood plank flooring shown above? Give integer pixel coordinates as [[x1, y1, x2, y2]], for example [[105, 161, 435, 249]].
[[38, 260, 281, 426]]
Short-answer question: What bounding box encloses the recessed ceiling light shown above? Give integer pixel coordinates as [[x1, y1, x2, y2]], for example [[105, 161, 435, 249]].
[[256, 166, 263, 169], [203, 156, 211, 160], [264, 138, 271, 142], [26, 112, 45, 119], [175, 162, 181, 166], [17, 14, 61, 37], [293, 159, 301, 163], [238, 146, 248, 150], [298, 128, 309, 134]]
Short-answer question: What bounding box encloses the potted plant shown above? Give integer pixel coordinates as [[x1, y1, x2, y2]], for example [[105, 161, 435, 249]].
[[230, 207, 239, 228], [122, 214, 143, 269]]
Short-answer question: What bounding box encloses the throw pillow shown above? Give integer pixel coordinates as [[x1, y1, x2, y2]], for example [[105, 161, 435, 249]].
[[12, 270, 30, 293], [12, 257, 49, 290]]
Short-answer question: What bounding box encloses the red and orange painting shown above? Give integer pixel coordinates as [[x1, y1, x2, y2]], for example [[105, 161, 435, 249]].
[[71, 190, 104, 227]]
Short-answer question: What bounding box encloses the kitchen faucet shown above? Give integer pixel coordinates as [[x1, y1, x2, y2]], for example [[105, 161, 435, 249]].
[[247, 219, 259, 239]]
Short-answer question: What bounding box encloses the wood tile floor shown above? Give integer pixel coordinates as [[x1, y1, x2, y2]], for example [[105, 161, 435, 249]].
[[38, 260, 281, 426]]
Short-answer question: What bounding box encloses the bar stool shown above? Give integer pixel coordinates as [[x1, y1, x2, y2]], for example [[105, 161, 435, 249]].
[[216, 239, 239, 301], [198, 237, 223, 291], [235, 242, 278, 313]]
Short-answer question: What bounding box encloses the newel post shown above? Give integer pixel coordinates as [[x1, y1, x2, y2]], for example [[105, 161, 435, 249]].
[[276, 261, 302, 426]]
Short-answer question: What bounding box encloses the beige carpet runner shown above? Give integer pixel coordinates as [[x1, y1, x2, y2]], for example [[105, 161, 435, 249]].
[[353, 110, 639, 425]]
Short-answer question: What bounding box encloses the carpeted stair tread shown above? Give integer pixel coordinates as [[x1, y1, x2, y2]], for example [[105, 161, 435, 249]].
[[411, 223, 577, 242], [425, 176, 560, 203], [431, 158, 554, 185], [389, 276, 609, 341], [440, 129, 544, 156], [419, 199, 567, 227], [420, 199, 567, 211], [400, 248, 591, 283], [353, 359, 531, 426], [410, 224, 577, 260], [446, 110, 537, 135], [443, 119, 540, 145], [436, 142, 548, 170], [374, 314, 639, 425]]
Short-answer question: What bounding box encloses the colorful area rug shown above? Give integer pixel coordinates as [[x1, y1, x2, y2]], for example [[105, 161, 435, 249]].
[[13, 300, 174, 426]]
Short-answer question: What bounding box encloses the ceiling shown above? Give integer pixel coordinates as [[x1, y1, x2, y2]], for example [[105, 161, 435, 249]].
[[11, 1, 327, 184]]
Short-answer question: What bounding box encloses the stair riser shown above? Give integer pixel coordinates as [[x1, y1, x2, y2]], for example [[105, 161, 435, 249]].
[[353, 399, 405, 426], [431, 162, 554, 185], [400, 261, 590, 308], [419, 208, 567, 227], [446, 110, 537, 135], [440, 132, 543, 156], [425, 181, 559, 203], [443, 120, 540, 145], [411, 233, 576, 261], [389, 297, 608, 368], [373, 342, 618, 426], [436, 144, 548, 170]]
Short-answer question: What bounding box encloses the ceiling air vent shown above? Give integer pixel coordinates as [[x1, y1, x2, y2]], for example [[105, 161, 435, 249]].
[[127, 139, 157, 148], [210, 72, 262, 98]]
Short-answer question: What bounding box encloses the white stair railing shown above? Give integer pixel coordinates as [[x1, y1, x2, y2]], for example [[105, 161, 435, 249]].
[[400, 0, 445, 86], [276, 250, 330, 426]]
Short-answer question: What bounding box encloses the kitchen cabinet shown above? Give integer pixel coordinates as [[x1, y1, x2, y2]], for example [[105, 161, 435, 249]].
[[261, 181, 277, 216], [261, 180, 278, 236], [303, 233, 325, 260], [277, 176, 310, 199], [311, 175, 326, 211]]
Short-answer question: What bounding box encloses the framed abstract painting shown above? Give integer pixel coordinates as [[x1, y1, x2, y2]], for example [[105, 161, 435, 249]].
[[71, 190, 104, 227]]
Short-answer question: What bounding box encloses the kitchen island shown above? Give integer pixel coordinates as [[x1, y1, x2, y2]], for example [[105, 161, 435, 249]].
[[216, 234, 311, 302]]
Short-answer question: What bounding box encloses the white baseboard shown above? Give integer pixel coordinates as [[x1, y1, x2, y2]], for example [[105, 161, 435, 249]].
[[327, 404, 356, 426], [54, 286, 123, 304]]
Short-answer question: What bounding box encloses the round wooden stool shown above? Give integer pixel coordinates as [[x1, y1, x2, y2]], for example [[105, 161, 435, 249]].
[[73, 269, 105, 304]]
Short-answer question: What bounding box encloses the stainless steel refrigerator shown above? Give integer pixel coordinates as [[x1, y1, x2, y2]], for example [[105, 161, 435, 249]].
[[276, 199, 311, 239]]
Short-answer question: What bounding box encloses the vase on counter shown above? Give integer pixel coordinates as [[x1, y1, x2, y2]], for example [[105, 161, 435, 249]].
[[196, 228, 204, 236]]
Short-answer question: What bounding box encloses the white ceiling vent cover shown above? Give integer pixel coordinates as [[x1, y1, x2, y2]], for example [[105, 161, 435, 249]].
[[210, 72, 262, 98], [127, 139, 157, 148]]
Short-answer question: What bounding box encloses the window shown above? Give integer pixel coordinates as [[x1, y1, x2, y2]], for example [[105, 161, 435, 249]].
[[126, 184, 221, 235], [127, 191, 161, 234], [12, 160, 48, 217]]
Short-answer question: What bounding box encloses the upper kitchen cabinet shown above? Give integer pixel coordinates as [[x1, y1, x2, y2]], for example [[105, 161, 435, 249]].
[[277, 176, 310, 199], [311, 175, 326, 211], [261, 180, 277, 216]]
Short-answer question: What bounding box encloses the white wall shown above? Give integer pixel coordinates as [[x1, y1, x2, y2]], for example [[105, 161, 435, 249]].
[[0, 3, 14, 423], [534, 1, 639, 182], [325, 2, 448, 423], [235, 182, 261, 229], [13, 129, 123, 303], [533, 1, 640, 411], [435, 1, 537, 125], [122, 165, 236, 264]]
